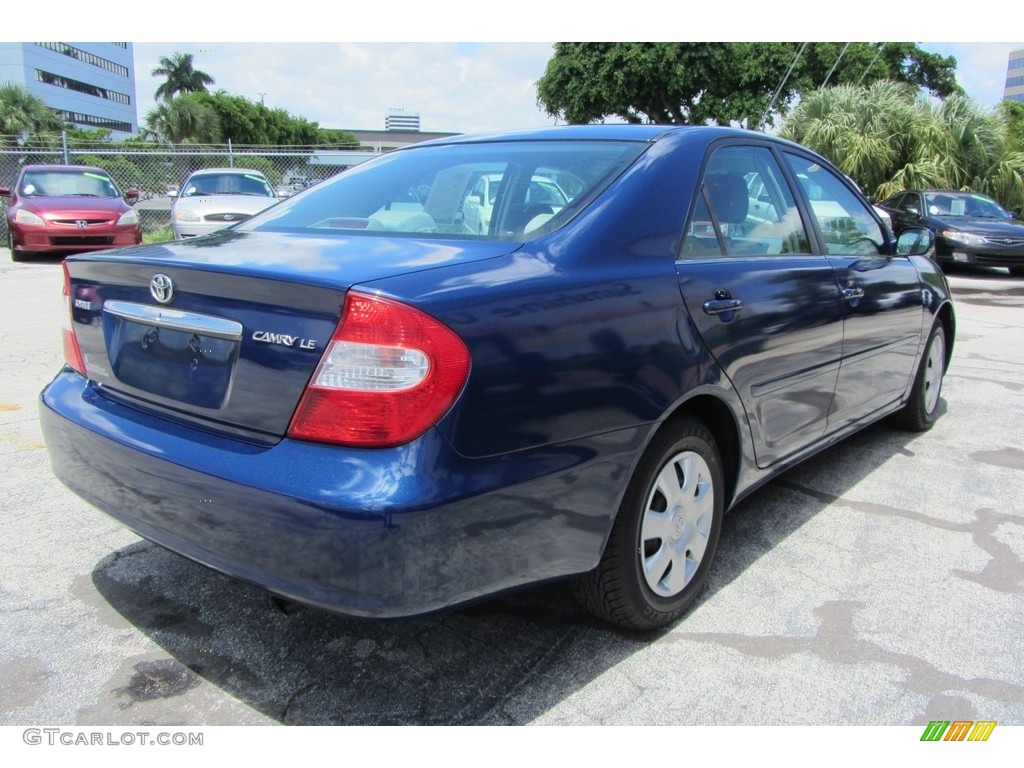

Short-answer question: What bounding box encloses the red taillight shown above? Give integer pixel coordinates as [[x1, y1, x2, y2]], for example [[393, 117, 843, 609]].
[[287, 291, 470, 447], [61, 262, 87, 377]]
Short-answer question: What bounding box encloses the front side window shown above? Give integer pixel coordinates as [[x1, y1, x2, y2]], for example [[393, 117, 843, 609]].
[[895, 193, 922, 214], [784, 153, 885, 255], [682, 144, 811, 257], [239, 140, 647, 240]]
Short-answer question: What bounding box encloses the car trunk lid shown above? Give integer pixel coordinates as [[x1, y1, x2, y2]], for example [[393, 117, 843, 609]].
[[65, 230, 519, 443]]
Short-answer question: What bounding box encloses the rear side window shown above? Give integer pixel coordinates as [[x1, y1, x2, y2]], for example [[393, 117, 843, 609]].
[[682, 145, 811, 258], [240, 140, 647, 240]]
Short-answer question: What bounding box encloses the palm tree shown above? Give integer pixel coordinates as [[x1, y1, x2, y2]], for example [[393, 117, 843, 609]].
[[145, 97, 220, 145], [151, 53, 215, 102], [0, 83, 64, 146], [781, 80, 1024, 213]]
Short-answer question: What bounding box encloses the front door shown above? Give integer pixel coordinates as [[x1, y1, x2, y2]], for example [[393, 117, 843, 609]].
[[782, 153, 924, 429]]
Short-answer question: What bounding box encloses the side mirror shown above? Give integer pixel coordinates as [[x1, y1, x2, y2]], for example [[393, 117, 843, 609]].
[[905, 205, 920, 216], [124, 187, 140, 205], [896, 228, 933, 256], [0, 186, 10, 198]]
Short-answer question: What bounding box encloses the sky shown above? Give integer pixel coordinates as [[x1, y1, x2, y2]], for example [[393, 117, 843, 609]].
[[4, 5, 1022, 137], [127, 41, 1024, 137]]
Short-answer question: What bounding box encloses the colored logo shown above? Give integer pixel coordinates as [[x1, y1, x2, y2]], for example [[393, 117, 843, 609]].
[[920, 720, 996, 742]]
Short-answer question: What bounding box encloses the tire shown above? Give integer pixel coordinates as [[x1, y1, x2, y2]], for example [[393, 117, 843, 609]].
[[8, 230, 24, 262], [574, 419, 724, 631], [894, 322, 946, 432]]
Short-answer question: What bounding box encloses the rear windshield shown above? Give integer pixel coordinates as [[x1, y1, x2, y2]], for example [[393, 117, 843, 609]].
[[237, 140, 648, 240]]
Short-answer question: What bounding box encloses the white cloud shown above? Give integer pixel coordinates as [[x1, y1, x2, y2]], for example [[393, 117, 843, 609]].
[[134, 42, 556, 135], [134, 41, 1024, 140], [921, 42, 1024, 108]]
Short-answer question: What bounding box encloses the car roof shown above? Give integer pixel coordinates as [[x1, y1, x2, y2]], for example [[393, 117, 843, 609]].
[[19, 164, 110, 174], [901, 189, 995, 196], [186, 168, 269, 176], [407, 124, 786, 150]]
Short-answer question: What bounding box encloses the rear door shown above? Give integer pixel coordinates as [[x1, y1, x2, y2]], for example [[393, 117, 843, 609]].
[[676, 142, 844, 468]]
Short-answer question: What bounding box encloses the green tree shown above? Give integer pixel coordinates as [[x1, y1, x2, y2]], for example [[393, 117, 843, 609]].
[[317, 128, 360, 147], [152, 53, 215, 102], [1000, 100, 1024, 153], [537, 43, 790, 127], [536, 43, 959, 129], [144, 96, 220, 145], [780, 81, 1024, 214], [789, 43, 959, 97], [779, 80, 923, 196], [0, 83, 64, 145], [184, 90, 357, 146]]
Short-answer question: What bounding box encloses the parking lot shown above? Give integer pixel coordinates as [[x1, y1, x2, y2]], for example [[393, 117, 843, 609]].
[[1, 250, 1022, 727]]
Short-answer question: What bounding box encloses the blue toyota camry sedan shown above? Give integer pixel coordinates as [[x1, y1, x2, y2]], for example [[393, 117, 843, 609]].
[[41, 126, 954, 630]]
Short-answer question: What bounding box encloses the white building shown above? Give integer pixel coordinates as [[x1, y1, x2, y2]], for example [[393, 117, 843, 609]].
[[385, 109, 420, 132]]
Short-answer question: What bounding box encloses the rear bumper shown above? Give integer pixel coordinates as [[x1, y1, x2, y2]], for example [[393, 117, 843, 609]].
[[40, 369, 638, 617]]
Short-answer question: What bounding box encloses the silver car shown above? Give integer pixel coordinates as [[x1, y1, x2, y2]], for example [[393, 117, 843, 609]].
[[171, 168, 278, 239]]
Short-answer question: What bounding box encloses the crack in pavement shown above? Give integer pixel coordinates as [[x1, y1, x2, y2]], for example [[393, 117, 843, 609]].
[[776, 481, 1023, 594], [661, 600, 1024, 708]]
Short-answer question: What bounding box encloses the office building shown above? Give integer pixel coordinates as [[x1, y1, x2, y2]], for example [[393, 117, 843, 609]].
[[385, 109, 420, 132], [1005, 48, 1024, 104], [0, 42, 138, 137]]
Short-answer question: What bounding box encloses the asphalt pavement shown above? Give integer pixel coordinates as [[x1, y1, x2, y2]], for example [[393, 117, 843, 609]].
[[1, 250, 1021, 726]]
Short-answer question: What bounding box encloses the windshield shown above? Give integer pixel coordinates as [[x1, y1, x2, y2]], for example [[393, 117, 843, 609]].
[[237, 140, 648, 240], [19, 170, 120, 198], [924, 192, 1011, 219], [181, 172, 275, 198]]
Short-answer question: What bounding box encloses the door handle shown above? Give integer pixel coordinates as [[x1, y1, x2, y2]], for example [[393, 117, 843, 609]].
[[841, 287, 865, 302], [702, 298, 744, 315]]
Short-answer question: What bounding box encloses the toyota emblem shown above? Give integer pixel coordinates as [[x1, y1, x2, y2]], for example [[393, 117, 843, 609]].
[[150, 274, 175, 304]]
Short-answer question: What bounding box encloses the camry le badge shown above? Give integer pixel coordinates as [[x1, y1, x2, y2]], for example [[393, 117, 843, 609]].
[[252, 330, 317, 350], [150, 274, 175, 304]]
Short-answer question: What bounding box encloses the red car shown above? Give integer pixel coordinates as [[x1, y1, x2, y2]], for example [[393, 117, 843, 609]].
[[2, 164, 142, 261]]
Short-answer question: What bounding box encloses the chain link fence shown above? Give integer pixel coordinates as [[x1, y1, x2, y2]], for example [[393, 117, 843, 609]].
[[1, 134, 380, 240]]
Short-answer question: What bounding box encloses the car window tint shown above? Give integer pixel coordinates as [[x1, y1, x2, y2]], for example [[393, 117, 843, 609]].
[[20, 170, 119, 198], [683, 145, 811, 258], [183, 172, 274, 197], [784, 153, 885, 256], [896, 193, 921, 214], [680, 191, 723, 258], [925, 192, 1010, 218]]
